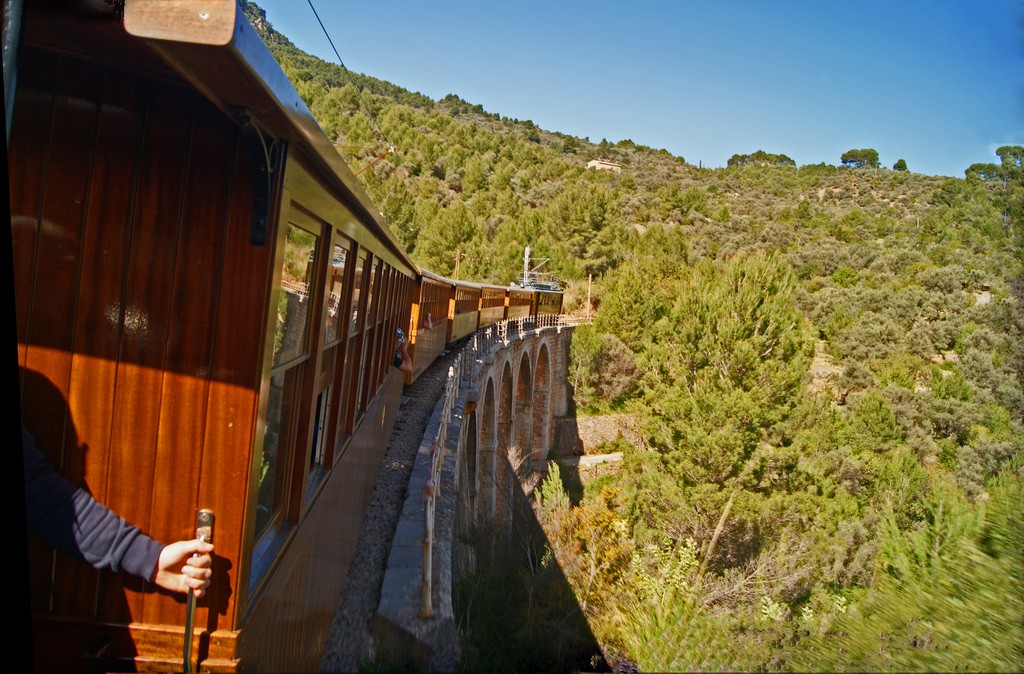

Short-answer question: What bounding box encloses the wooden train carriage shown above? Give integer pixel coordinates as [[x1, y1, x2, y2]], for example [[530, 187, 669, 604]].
[[406, 269, 452, 384], [506, 287, 535, 320], [11, 1, 414, 671], [533, 288, 564, 316], [448, 279, 482, 344], [478, 283, 509, 329]]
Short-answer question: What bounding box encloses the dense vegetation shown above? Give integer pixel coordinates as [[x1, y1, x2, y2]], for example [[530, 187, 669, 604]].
[[246, 3, 1023, 671]]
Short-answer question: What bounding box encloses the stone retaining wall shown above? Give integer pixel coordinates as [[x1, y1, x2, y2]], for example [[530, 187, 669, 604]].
[[573, 413, 642, 453]]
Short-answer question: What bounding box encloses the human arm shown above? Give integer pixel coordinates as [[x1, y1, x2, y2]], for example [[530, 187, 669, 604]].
[[22, 427, 212, 595], [393, 330, 413, 374]]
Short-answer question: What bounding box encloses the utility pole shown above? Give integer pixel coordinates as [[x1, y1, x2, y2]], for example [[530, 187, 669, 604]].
[[587, 274, 592, 318], [454, 248, 463, 280]]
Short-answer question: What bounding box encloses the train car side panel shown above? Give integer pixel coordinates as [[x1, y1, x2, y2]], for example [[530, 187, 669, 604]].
[[478, 284, 507, 328], [12, 29, 269, 670], [407, 272, 450, 384], [237, 156, 415, 669], [13, 4, 417, 671], [506, 288, 533, 320], [533, 288, 563, 316], [448, 280, 482, 343], [11, 2, 567, 672]]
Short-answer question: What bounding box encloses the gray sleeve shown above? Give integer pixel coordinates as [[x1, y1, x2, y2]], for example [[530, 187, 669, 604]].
[[23, 427, 164, 580]]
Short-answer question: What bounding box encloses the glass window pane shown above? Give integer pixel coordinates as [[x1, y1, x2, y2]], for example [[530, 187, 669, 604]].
[[309, 387, 330, 482], [357, 260, 379, 409], [350, 251, 366, 335], [273, 224, 319, 367], [324, 242, 347, 344], [256, 368, 297, 539], [365, 259, 378, 326]]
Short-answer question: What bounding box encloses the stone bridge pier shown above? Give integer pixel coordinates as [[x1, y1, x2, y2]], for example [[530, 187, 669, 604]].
[[464, 320, 571, 534], [373, 316, 582, 671]]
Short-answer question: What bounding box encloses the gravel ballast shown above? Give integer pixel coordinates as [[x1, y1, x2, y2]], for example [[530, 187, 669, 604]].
[[320, 347, 462, 672]]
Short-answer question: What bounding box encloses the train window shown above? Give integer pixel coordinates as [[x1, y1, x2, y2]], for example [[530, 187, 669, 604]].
[[307, 386, 330, 499], [419, 279, 444, 333], [483, 289, 504, 309], [323, 241, 348, 346], [350, 250, 366, 335], [255, 366, 301, 540], [435, 283, 448, 324], [379, 264, 392, 327], [385, 269, 409, 385], [365, 263, 385, 393], [319, 234, 354, 460], [272, 224, 319, 368], [314, 340, 338, 466], [372, 265, 395, 388], [254, 219, 322, 583], [365, 259, 379, 326], [339, 250, 368, 435], [386, 270, 402, 360], [356, 259, 381, 413]]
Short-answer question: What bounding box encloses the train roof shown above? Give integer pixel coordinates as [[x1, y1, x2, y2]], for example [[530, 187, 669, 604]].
[[477, 282, 511, 292], [451, 278, 484, 291], [416, 271, 510, 292], [418, 268, 458, 286], [18, 0, 413, 270]]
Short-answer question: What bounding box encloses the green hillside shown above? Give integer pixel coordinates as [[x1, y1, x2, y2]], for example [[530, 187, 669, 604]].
[[246, 3, 1023, 671]]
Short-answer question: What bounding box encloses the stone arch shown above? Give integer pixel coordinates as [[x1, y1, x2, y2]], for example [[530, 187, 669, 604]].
[[513, 350, 533, 469], [465, 408, 478, 515], [496, 359, 514, 531], [454, 405, 479, 579], [477, 376, 497, 528], [532, 341, 552, 466]]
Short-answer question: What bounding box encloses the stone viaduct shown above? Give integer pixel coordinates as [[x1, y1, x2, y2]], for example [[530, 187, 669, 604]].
[[373, 315, 584, 670]]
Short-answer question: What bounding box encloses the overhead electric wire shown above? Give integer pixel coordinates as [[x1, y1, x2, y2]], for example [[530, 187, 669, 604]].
[[305, 0, 409, 233], [306, 0, 396, 166]]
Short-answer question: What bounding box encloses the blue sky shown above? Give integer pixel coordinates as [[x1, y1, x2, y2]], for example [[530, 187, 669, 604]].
[[255, 0, 1023, 177]]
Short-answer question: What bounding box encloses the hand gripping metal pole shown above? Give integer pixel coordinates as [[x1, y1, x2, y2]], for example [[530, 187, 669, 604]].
[[184, 509, 214, 673]]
